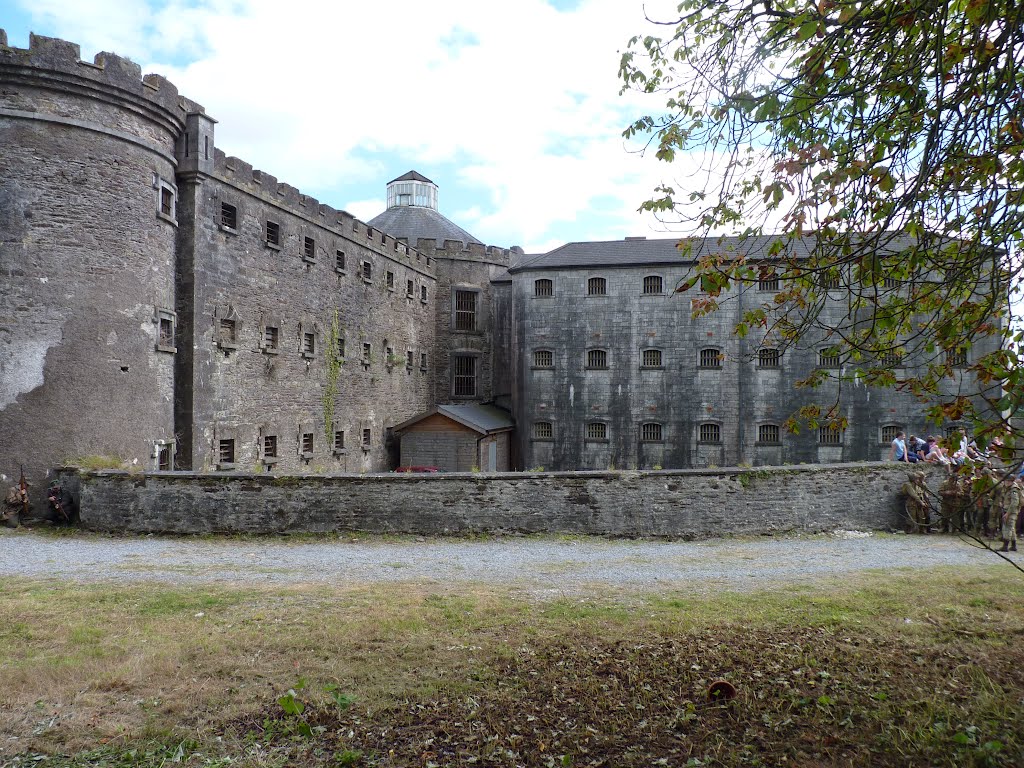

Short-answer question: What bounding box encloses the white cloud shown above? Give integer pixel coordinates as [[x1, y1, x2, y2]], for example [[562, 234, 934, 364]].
[[15, 0, 699, 251]]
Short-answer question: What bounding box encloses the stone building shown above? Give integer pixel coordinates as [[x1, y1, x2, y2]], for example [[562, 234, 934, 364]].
[[0, 32, 997, 494]]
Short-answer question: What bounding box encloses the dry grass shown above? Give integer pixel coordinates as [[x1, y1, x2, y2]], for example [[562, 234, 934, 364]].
[[2, 564, 1024, 766]]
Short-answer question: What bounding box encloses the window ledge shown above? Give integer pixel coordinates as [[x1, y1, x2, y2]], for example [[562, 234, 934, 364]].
[[218, 225, 237, 235], [265, 241, 282, 251], [262, 456, 280, 465], [301, 351, 316, 360], [386, 286, 395, 293], [217, 341, 239, 351], [362, 278, 373, 285], [531, 366, 554, 371], [531, 437, 554, 443], [420, 298, 428, 304], [640, 440, 665, 444], [361, 446, 371, 453], [698, 366, 722, 371], [335, 268, 346, 275], [156, 345, 176, 354], [333, 449, 347, 456], [584, 438, 610, 444], [696, 442, 723, 446], [585, 366, 609, 371], [755, 442, 782, 447], [156, 212, 177, 226], [640, 365, 665, 371], [261, 347, 279, 355], [216, 462, 237, 471], [300, 452, 314, 460]]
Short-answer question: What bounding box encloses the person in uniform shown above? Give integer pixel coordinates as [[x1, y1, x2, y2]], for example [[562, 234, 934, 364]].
[[999, 476, 1023, 553], [901, 471, 931, 533], [938, 473, 960, 534], [2, 483, 27, 528]]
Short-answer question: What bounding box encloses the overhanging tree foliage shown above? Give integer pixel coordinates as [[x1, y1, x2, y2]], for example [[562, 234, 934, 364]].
[[619, 0, 1024, 452]]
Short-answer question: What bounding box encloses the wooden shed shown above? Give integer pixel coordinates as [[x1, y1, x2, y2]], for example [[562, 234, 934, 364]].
[[393, 404, 515, 472]]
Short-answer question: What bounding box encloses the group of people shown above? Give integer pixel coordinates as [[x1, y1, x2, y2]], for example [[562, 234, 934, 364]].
[[901, 468, 1024, 552], [889, 429, 994, 467]]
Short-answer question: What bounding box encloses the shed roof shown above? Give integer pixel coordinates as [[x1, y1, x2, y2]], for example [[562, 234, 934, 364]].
[[394, 404, 515, 435]]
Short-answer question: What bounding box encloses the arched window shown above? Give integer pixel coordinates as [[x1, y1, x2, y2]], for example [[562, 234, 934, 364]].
[[533, 421, 553, 439], [534, 279, 553, 297], [641, 349, 663, 368], [586, 422, 607, 440], [881, 424, 903, 443], [818, 348, 840, 368], [586, 349, 608, 369], [758, 347, 781, 368], [641, 423, 663, 442], [533, 349, 553, 368], [642, 275, 663, 294], [818, 425, 843, 445], [698, 423, 721, 443], [699, 347, 722, 368], [758, 424, 781, 444], [587, 277, 607, 296]]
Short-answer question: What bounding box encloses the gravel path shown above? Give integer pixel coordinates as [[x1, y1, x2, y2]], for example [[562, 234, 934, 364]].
[[0, 528, 1011, 595]]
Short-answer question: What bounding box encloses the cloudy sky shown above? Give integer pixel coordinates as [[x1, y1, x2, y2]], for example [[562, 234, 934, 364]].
[[1, 0, 693, 253]]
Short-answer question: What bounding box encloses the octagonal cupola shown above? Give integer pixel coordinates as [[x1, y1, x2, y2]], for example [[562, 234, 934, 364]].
[[386, 170, 438, 210]]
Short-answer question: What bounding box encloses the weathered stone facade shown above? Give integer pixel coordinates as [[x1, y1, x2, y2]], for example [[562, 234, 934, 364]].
[[68, 463, 921, 537], [0, 31, 998, 500]]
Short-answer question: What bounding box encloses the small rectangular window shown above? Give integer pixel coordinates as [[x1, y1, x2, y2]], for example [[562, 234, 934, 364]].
[[454, 290, 477, 331], [533, 421, 553, 439], [156, 309, 176, 353], [220, 202, 237, 230], [818, 348, 840, 368], [758, 348, 781, 368], [758, 270, 779, 291], [586, 422, 607, 440], [699, 348, 721, 368], [263, 435, 278, 459], [336, 250, 346, 272], [407, 279, 414, 297], [420, 352, 428, 370], [362, 342, 372, 364], [641, 349, 663, 368], [587, 277, 607, 296], [586, 349, 608, 369], [362, 261, 372, 281], [643, 275, 663, 294], [263, 325, 279, 352], [758, 424, 780, 444], [334, 430, 346, 452], [218, 438, 235, 465], [883, 277, 899, 289], [421, 285, 428, 303], [302, 332, 316, 357], [406, 350, 414, 368], [362, 428, 371, 448], [159, 186, 174, 218], [336, 337, 345, 359], [453, 355, 477, 397], [641, 422, 663, 442], [265, 220, 281, 247], [301, 432, 314, 457], [819, 425, 843, 445], [879, 350, 903, 367], [156, 443, 172, 471], [534, 279, 553, 297], [386, 271, 395, 290], [218, 318, 237, 348], [699, 423, 721, 443], [303, 236, 316, 261], [534, 350, 553, 368]]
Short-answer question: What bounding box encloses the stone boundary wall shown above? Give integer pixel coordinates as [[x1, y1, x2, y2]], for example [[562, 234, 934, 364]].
[[67, 462, 934, 537]]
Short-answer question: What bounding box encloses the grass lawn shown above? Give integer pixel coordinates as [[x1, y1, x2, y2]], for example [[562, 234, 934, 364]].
[[2, 563, 1023, 766]]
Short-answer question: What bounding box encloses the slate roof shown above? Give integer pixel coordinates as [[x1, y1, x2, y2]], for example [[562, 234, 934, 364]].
[[388, 170, 434, 184], [508, 232, 921, 273], [394, 404, 515, 435], [368, 205, 482, 246]]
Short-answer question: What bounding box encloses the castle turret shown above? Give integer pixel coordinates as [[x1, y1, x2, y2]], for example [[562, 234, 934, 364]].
[[369, 170, 482, 246]]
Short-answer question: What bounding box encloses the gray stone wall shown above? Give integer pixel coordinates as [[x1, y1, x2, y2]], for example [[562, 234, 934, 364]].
[[71, 462, 919, 537], [179, 150, 437, 474], [0, 33, 191, 493], [511, 262, 991, 471]]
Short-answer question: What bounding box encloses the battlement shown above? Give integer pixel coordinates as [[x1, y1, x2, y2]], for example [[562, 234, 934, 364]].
[[412, 237, 520, 267], [212, 148, 435, 275], [0, 30, 203, 125]]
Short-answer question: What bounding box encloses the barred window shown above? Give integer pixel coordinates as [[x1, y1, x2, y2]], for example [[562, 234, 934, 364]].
[[641, 349, 663, 367], [303, 236, 315, 261], [881, 424, 903, 443], [758, 270, 779, 291], [587, 277, 607, 296], [159, 186, 174, 217], [421, 285, 428, 302], [533, 421, 553, 439], [263, 435, 278, 459], [586, 349, 608, 369], [218, 318, 237, 345], [220, 202, 237, 230], [420, 352, 428, 370], [818, 348, 840, 368], [641, 422, 663, 442], [386, 271, 395, 290], [586, 422, 607, 440], [643, 275, 663, 294], [362, 428, 371, 448], [820, 270, 841, 289], [265, 220, 280, 246], [453, 355, 477, 397], [336, 337, 345, 359], [406, 279, 414, 297], [945, 425, 964, 439], [534, 349, 553, 368], [699, 423, 721, 443], [334, 430, 345, 452], [878, 350, 903, 367], [947, 349, 967, 367], [758, 424, 781, 444], [362, 342, 372, 364], [699, 347, 722, 368], [454, 290, 477, 331], [406, 350, 414, 368], [263, 325, 279, 351], [301, 432, 314, 456], [218, 439, 235, 465], [534, 279, 553, 297], [302, 332, 315, 357], [883, 276, 899, 289], [818, 425, 843, 445], [361, 261, 372, 280], [758, 347, 781, 367], [336, 250, 346, 271]]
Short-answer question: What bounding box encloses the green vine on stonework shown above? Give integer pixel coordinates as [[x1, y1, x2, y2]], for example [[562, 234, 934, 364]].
[[323, 308, 343, 446]]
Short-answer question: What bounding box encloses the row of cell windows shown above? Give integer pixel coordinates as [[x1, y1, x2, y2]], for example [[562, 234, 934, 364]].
[[531, 347, 968, 370], [156, 184, 430, 303], [531, 422, 821, 444], [216, 427, 374, 468], [531, 271, 905, 298]]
